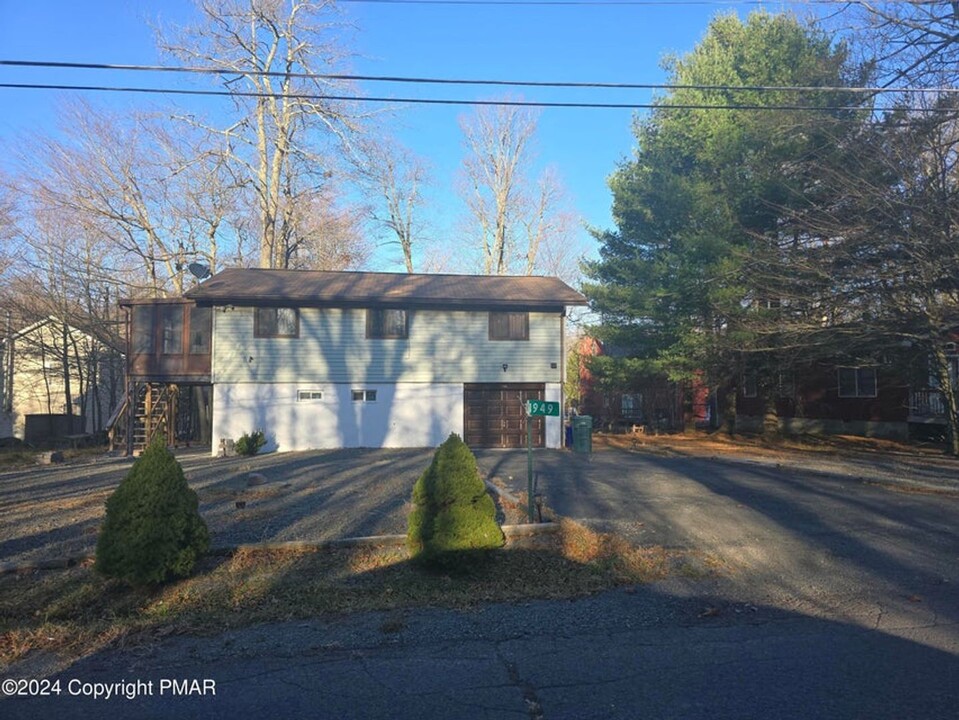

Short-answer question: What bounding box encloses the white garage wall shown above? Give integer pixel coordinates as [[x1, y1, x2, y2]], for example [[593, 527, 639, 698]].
[[546, 383, 562, 449], [212, 382, 465, 454]]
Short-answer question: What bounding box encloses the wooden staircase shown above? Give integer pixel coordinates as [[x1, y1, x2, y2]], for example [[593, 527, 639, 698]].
[[108, 383, 179, 454]]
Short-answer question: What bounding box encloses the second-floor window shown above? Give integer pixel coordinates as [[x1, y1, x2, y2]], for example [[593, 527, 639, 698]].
[[132, 305, 153, 353], [189, 306, 212, 355], [489, 312, 529, 341], [160, 306, 183, 354], [255, 307, 299, 338], [838, 367, 877, 398], [367, 309, 408, 339]]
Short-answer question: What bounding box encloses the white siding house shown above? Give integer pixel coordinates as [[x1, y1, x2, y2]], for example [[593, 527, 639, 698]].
[[185, 269, 586, 454]]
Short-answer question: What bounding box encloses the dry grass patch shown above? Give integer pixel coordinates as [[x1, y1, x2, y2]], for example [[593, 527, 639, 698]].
[[597, 429, 944, 460], [0, 521, 720, 669]]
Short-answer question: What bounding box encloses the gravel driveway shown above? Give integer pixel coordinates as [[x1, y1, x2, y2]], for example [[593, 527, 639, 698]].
[[0, 448, 437, 569]]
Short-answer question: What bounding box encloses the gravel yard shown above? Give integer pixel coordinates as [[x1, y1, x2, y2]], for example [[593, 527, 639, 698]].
[[0, 448, 439, 569]]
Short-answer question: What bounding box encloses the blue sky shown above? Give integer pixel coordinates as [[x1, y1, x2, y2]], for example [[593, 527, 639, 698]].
[[0, 0, 783, 272]]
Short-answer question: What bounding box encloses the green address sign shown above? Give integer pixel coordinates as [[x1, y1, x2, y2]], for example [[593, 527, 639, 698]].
[[526, 400, 560, 417]]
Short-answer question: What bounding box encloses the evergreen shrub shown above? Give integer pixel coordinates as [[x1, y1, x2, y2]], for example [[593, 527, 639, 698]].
[[407, 433, 505, 570], [235, 430, 267, 456], [95, 437, 210, 586]]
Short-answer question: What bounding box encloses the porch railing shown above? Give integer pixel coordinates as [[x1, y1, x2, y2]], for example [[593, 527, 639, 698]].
[[910, 389, 947, 419]]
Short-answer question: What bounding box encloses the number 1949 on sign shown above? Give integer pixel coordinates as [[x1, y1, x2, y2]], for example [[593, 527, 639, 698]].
[[526, 400, 559, 417]]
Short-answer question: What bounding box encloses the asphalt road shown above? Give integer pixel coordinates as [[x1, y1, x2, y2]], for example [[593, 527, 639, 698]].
[[3, 446, 959, 718]]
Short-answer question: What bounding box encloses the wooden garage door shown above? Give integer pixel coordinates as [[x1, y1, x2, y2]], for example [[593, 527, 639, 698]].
[[464, 383, 546, 448]]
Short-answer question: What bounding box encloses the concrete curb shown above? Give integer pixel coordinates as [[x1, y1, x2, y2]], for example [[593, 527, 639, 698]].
[[211, 522, 559, 555], [0, 523, 560, 575]]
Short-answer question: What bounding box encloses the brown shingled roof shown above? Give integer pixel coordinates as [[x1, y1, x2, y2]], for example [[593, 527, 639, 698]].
[[185, 268, 587, 309]]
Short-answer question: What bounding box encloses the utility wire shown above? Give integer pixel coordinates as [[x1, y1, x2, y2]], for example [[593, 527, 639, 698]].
[[2, 80, 950, 112], [2, 59, 957, 95], [336, 0, 918, 6]]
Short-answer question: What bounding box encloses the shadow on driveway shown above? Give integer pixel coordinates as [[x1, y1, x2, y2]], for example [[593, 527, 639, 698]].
[[0, 448, 435, 569], [474, 447, 959, 628]]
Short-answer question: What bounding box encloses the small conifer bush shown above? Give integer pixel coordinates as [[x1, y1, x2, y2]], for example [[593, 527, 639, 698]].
[[407, 433, 505, 570], [235, 429, 267, 456], [96, 436, 210, 586]]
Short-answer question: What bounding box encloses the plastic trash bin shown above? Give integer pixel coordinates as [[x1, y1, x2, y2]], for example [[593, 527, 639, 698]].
[[572, 415, 593, 454]]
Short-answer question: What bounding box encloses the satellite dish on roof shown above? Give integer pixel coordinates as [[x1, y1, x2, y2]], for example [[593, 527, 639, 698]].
[[188, 263, 212, 280]]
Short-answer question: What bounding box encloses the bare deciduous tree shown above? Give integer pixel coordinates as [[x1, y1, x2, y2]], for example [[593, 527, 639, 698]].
[[845, 1, 959, 89], [161, 0, 362, 270], [1, 203, 125, 435], [20, 102, 242, 297], [283, 184, 372, 270], [356, 137, 429, 273], [458, 102, 578, 277]]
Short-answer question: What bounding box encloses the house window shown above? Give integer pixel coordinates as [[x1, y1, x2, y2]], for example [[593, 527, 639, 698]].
[[132, 305, 154, 354], [189, 306, 212, 355], [160, 305, 184, 354], [621, 393, 642, 418], [297, 389, 324, 401], [352, 389, 377, 402], [489, 312, 529, 341], [838, 367, 877, 398], [366, 309, 408, 339], [255, 307, 299, 338], [742, 373, 758, 398]]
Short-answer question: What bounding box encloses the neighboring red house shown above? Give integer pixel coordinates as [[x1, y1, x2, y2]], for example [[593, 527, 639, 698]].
[[571, 332, 958, 441], [733, 361, 912, 440], [730, 339, 959, 440], [570, 336, 684, 431]]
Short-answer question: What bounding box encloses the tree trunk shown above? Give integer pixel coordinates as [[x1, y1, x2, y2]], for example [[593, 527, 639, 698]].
[[720, 378, 738, 436], [931, 346, 959, 456], [762, 391, 780, 440]]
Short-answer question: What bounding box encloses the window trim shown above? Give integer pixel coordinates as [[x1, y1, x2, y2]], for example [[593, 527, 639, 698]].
[[489, 311, 530, 341], [365, 308, 408, 339], [352, 389, 378, 403], [837, 366, 878, 398], [254, 307, 299, 339]]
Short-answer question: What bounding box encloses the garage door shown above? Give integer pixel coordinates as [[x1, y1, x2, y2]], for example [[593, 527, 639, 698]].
[[464, 383, 546, 448]]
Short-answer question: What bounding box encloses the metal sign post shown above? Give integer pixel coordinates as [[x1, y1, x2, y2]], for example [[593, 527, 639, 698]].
[[527, 413, 534, 523], [525, 400, 559, 523]]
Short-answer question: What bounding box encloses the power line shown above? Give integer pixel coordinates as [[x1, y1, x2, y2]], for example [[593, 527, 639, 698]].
[[3, 81, 949, 113], [336, 0, 889, 5], [3, 59, 957, 96]]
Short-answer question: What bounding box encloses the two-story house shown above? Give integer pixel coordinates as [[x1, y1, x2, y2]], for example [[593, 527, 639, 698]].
[[118, 269, 586, 455]]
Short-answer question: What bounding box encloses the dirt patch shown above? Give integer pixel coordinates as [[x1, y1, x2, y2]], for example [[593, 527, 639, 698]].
[[597, 429, 951, 462]]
